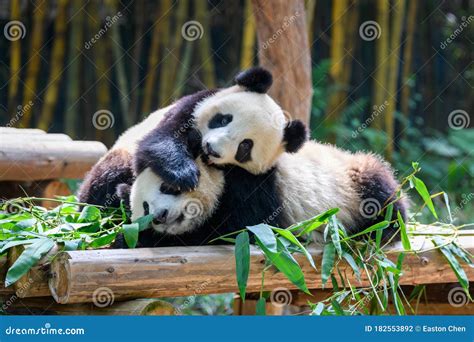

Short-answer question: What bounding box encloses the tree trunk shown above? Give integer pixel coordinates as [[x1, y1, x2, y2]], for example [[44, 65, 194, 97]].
[[252, 0, 312, 125]]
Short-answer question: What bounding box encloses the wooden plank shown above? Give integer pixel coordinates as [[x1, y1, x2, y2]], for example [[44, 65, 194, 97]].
[[6, 133, 72, 142], [2, 297, 175, 315], [0, 140, 107, 181], [48, 234, 474, 304], [0, 128, 45, 134]]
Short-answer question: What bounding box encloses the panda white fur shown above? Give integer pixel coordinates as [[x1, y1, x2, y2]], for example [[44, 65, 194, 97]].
[[130, 140, 407, 247], [78, 67, 305, 208]]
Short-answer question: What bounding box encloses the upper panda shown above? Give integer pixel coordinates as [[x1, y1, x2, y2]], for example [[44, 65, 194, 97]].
[[78, 67, 306, 207], [130, 141, 408, 247]]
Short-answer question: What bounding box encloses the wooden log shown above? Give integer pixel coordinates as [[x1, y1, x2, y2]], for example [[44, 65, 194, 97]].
[[6, 133, 72, 142], [0, 128, 45, 135], [48, 234, 474, 304], [0, 140, 107, 181], [233, 295, 284, 315], [3, 297, 175, 315], [7, 245, 59, 298]]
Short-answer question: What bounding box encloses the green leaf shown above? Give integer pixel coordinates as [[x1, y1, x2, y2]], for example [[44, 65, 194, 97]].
[[235, 231, 250, 300], [384, 203, 393, 222], [89, 232, 117, 249], [432, 237, 469, 292], [312, 302, 325, 315], [449, 243, 473, 267], [5, 238, 55, 286], [342, 252, 361, 281], [343, 221, 389, 240], [293, 208, 340, 236], [0, 239, 41, 254], [62, 240, 81, 251], [272, 228, 316, 270], [123, 223, 139, 248], [329, 217, 342, 256], [331, 299, 345, 315], [78, 206, 101, 223], [134, 214, 154, 232], [256, 239, 308, 293], [248, 224, 277, 253], [321, 243, 336, 287], [256, 297, 266, 315], [412, 176, 438, 219], [397, 211, 411, 251]]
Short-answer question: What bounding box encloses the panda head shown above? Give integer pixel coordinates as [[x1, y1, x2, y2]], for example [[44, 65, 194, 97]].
[[130, 162, 224, 235], [194, 67, 308, 174]]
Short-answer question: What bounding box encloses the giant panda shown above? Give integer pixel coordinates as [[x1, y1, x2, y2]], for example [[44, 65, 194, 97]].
[[130, 140, 408, 247], [78, 67, 305, 207]]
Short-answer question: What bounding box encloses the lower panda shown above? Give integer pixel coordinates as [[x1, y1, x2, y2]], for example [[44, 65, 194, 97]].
[[130, 140, 408, 247]]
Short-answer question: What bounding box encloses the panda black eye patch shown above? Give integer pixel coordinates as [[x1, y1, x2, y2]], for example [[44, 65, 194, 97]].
[[160, 183, 182, 196], [235, 139, 253, 163], [208, 113, 233, 129]]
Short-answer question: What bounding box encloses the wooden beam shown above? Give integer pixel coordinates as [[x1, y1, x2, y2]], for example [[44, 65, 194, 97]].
[[48, 234, 474, 304], [2, 297, 175, 315], [0, 140, 107, 181], [0, 257, 14, 295]]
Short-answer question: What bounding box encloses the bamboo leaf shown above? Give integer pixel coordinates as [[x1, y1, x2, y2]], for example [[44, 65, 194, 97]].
[[293, 208, 340, 236], [78, 206, 101, 223], [256, 297, 266, 315], [272, 227, 316, 270], [343, 221, 389, 240], [89, 232, 117, 249], [432, 237, 469, 292], [312, 302, 325, 315], [134, 214, 154, 232], [397, 211, 411, 250], [248, 224, 277, 253], [331, 299, 345, 315], [342, 252, 361, 281], [329, 216, 342, 256], [413, 176, 438, 219], [5, 238, 55, 286], [321, 243, 336, 287], [235, 231, 250, 300], [123, 223, 139, 248]]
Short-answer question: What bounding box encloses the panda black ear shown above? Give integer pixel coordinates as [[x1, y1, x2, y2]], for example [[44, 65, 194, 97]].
[[283, 120, 308, 153], [234, 67, 273, 93]]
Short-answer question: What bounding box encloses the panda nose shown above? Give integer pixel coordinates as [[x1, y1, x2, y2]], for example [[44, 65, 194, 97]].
[[206, 142, 221, 158], [152, 209, 168, 225]]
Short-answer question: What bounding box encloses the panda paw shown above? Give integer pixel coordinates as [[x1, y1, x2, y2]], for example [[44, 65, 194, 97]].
[[160, 163, 200, 192]]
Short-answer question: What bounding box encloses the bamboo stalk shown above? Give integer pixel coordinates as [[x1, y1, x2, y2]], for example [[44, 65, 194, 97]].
[[8, 0, 22, 111], [129, 0, 145, 122], [64, 0, 84, 138], [157, 0, 173, 106], [20, 0, 48, 127], [385, 0, 406, 160], [400, 0, 418, 124], [142, 3, 163, 115], [173, 41, 194, 98], [240, 0, 256, 70], [195, 0, 216, 88], [325, 0, 348, 139], [305, 0, 317, 45], [38, 0, 69, 131], [372, 0, 390, 129], [48, 234, 474, 304]]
